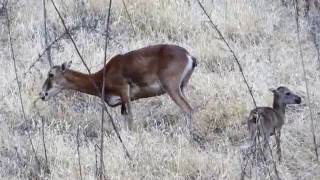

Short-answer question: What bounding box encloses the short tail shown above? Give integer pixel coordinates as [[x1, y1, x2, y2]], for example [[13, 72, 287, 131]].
[[191, 56, 197, 68]]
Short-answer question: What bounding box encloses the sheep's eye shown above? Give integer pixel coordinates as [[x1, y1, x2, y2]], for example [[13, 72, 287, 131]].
[[49, 73, 54, 78], [285, 92, 290, 96]]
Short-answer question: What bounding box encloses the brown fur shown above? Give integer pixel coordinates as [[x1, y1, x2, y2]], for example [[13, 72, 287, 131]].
[[247, 86, 301, 161], [40, 44, 197, 130]]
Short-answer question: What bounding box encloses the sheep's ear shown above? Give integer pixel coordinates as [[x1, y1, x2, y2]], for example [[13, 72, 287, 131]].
[[269, 88, 278, 94], [61, 61, 72, 72]]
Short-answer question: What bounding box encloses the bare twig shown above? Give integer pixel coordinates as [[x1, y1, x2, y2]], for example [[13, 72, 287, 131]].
[[195, 1, 280, 178], [21, 30, 68, 78], [4, 3, 41, 173], [43, 0, 53, 67], [41, 2, 51, 173], [121, 0, 135, 35], [33, 98, 51, 174], [95, 144, 99, 177], [77, 125, 83, 180], [294, 0, 318, 161], [99, 0, 112, 179], [41, 116, 50, 174], [50, 0, 131, 160], [50, 0, 90, 72], [20, 24, 106, 79], [24, 24, 95, 77], [240, 115, 279, 180], [195, 0, 257, 107]]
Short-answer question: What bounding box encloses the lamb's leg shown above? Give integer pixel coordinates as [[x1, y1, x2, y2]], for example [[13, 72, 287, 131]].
[[258, 121, 270, 159], [275, 129, 282, 162]]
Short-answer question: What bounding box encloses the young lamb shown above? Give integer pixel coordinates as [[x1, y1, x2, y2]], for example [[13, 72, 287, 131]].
[[247, 86, 301, 161]]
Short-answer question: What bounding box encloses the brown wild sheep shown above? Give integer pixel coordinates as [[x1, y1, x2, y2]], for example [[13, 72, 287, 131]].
[[247, 86, 301, 161]]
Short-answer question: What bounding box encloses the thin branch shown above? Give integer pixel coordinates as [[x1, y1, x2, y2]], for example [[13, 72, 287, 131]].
[[41, 1, 51, 174], [4, 3, 41, 173], [24, 24, 95, 77], [33, 99, 51, 174], [50, 0, 131, 160], [195, 1, 280, 178], [99, 0, 112, 179], [22, 30, 68, 78], [241, 114, 279, 180], [121, 0, 135, 35], [21, 25, 106, 79], [95, 144, 99, 177], [294, 0, 318, 161], [50, 0, 90, 72], [41, 116, 50, 174], [195, 0, 257, 107], [43, 0, 53, 67]]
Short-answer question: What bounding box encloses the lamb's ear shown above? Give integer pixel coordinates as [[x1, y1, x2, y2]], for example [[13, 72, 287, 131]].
[[269, 88, 277, 94], [61, 61, 72, 72]]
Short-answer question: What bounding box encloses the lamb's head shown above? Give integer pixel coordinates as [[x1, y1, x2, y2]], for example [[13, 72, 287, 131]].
[[269, 86, 301, 105]]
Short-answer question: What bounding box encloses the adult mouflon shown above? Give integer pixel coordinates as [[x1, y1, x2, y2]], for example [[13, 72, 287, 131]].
[[39, 44, 197, 130]]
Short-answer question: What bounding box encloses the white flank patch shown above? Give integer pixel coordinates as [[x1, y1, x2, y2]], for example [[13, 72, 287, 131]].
[[144, 82, 162, 94], [106, 95, 121, 106], [130, 84, 141, 96]]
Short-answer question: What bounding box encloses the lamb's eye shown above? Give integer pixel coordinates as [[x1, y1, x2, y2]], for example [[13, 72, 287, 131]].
[[49, 73, 54, 78], [285, 92, 290, 96]]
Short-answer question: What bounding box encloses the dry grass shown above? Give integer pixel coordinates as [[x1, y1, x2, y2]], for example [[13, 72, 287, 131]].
[[0, 0, 320, 179]]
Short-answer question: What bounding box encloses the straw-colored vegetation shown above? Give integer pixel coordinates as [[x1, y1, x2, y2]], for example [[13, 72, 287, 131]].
[[0, 0, 319, 179]]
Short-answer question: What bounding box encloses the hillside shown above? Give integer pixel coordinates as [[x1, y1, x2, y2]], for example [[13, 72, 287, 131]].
[[0, 0, 319, 179]]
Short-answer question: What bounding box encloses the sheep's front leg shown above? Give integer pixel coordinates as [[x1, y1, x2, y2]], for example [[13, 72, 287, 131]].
[[120, 84, 133, 131]]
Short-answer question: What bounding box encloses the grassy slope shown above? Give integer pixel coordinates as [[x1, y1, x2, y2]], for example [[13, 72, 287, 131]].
[[0, 0, 319, 179]]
